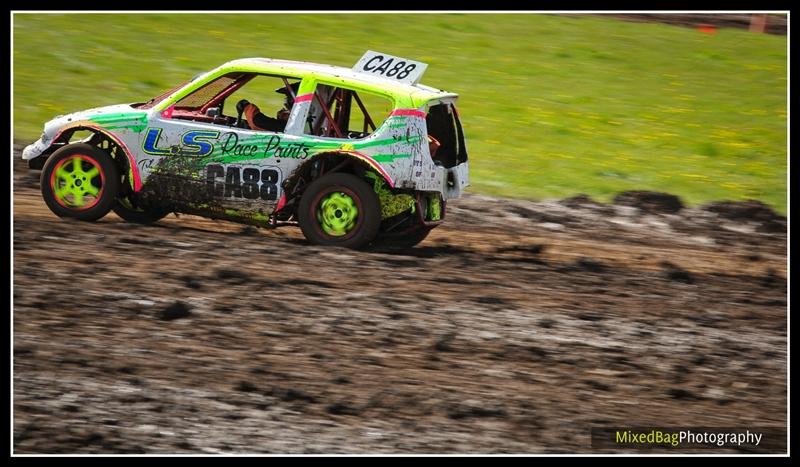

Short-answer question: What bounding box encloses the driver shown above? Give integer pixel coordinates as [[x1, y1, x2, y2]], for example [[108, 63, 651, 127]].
[[236, 82, 300, 132]]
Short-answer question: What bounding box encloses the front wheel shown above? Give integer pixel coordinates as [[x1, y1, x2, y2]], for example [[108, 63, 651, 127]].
[[112, 196, 169, 224], [297, 172, 381, 249], [40, 143, 119, 222]]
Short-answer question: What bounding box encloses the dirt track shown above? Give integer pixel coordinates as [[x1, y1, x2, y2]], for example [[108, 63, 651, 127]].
[[12, 144, 787, 454]]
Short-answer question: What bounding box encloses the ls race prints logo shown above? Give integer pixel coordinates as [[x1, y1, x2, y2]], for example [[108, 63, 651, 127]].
[[143, 128, 219, 156]]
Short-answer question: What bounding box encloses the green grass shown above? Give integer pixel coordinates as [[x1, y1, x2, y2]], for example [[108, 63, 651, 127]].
[[13, 13, 788, 213]]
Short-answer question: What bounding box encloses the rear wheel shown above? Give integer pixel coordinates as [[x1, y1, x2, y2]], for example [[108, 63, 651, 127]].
[[298, 172, 381, 249], [371, 191, 443, 250], [372, 225, 433, 251], [391, 226, 432, 248], [40, 143, 119, 222]]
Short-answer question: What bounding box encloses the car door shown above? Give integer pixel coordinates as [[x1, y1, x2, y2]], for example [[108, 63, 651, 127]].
[[140, 74, 313, 214]]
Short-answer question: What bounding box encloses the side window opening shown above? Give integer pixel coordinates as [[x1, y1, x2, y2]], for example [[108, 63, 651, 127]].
[[225, 75, 301, 125], [163, 72, 301, 133], [426, 102, 468, 168], [304, 85, 392, 139]]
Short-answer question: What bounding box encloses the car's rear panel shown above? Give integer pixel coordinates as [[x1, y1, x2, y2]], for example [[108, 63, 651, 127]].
[[424, 99, 469, 199]]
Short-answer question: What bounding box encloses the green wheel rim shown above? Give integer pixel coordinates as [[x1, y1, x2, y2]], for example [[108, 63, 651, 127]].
[[316, 191, 359, 236], [51, 155, 103, 210]]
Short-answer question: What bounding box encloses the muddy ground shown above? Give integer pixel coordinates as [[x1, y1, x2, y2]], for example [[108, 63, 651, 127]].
[[12, 145, 787, 454]]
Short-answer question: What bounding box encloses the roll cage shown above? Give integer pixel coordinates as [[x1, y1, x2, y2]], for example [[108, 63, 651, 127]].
[[142, 71, 386, 140]]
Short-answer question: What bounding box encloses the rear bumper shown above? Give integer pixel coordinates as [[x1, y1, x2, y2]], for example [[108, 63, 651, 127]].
[[443, 161, 469, 200]]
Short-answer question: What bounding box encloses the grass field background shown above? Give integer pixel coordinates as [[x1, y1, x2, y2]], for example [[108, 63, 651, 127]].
[[13, 14, 788, 213]]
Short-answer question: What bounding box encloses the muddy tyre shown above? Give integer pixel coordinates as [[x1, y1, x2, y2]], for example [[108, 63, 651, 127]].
[[373, 226, 433, 251], [112, 196, 169, 224], [40, 143, 119, 222], [393, 226, 432, 248], [298, 172, 381, 249]]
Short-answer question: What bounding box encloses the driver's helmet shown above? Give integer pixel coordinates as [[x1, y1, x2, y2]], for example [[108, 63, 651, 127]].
[[275, 81, 301, 108]]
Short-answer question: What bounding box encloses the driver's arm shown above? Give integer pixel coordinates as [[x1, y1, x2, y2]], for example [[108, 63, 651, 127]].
[[244, 103, 285, 132]]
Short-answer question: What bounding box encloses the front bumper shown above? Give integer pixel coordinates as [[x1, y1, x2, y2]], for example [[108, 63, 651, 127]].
[[22, 136, 49, 161]]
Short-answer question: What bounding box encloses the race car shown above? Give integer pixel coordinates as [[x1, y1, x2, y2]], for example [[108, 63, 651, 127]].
[[22, 51, 469, 249]]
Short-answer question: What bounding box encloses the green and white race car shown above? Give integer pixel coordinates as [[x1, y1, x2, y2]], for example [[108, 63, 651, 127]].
[[22, 51, 469, 249]]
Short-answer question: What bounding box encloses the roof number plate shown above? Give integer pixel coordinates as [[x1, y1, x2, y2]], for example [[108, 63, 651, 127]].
[[352, 51, 428, 85]]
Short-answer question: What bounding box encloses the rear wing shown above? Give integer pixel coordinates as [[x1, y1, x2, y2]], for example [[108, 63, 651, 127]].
[[352, 51, 428, 85]]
